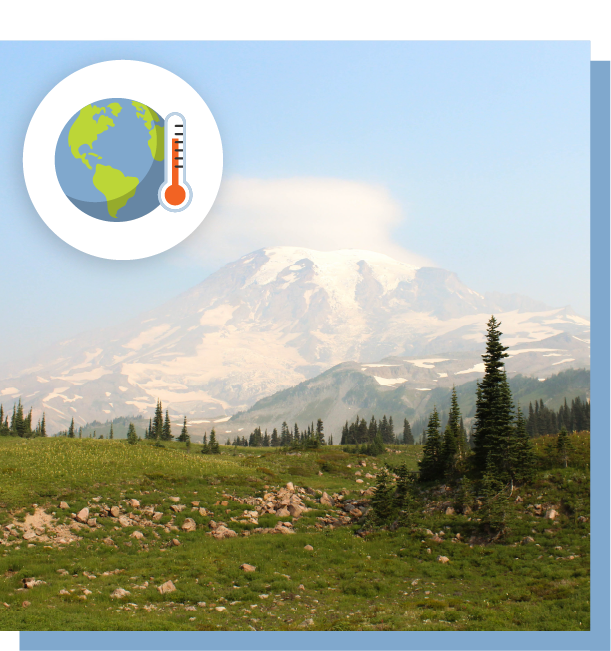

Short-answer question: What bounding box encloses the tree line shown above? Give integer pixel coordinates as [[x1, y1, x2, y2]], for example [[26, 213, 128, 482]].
[[0, 400, 46, 438], [231, 419, 330, 449]]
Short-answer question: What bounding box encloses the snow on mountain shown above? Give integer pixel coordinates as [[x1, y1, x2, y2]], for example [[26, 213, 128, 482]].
[[0, 246, 590, 432]]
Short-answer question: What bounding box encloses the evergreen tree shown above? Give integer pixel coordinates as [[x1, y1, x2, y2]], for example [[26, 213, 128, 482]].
[[127, 423, 138, 445], [418, 407, 443, 481], [40, 413, 47, 438], [280, 421, 290, 446], [328, 434, 333, 445], [388, 416, 395, 443], [78, 427, 82, 439], [109, 423, 114, 440], [556, 427, 572, 468], [514, 405, 536, 483], [162, 410, 172, 441], [394, 462, 417, 526], [316, 419, 325, 445], [153, 400, 164, 442], [68, 418, 75, 439], [209, 428, 220, 454], [271, 428, 279, 447], [441, 386, 462, 477], [178, 416, 189, 443], [263, 430, 270, 447], [370, 467, 396, 525], [472, 317, 514, 478], [340, 421, 349, 445], [403, 418, 414, 445]]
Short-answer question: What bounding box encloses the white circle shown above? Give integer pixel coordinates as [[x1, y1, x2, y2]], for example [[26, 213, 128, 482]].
[[23, 60, 223, 260]]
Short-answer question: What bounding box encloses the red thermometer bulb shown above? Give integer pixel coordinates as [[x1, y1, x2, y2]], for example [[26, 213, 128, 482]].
[[159, 112, 192, 211]]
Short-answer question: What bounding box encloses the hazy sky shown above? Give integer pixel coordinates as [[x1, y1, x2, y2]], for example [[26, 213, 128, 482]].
[[0, 41, 590, 366]]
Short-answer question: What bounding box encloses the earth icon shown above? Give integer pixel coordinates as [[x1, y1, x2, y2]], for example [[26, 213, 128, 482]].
[[55, 99, 164, 222]]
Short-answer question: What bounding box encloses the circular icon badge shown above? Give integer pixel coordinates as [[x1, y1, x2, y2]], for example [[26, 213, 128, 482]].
[[24, 60, 223, 260]]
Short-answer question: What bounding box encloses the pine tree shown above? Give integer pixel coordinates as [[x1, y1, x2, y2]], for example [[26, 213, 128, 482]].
[[370, 467, 396, 525], [201, 432, 210, 454], [556, 427, 572, 468], [328, 434, 333, 446], [263, 430, 270, 446], [178, 416, 189, 443], [162, 410, 172, 441], [280, 421, 290, 446], [271, 428, 279, 447], [316, 419, 325, 445], [418, 407, 443, 482], [127, 423, 138, 445], [153, 400, 163, 442], [441, 386, 462, 477], [472, 316, 514, 478], [40, 413, 47, 438], [68, 418, 75, 438], [403, 418, 414, 445], [209, 428, 220, 454], [514, 405, 536, 483], [109, 423, 114, 439], [78, 427, 82, 439], [388, 416, 395, 443]]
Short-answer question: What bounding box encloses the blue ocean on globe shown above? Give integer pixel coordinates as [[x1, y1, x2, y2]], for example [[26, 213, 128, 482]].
[[55, 98, 165, 222]]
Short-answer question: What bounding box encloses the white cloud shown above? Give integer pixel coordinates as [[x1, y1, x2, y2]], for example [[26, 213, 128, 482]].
[[174, 176, 434, 267]]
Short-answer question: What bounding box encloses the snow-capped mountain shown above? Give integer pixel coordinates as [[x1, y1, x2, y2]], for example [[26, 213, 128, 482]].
[[0, 246, 590, 431]]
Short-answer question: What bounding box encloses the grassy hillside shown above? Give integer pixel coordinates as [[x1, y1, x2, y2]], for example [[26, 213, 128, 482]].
[[0, 435, 589, 631]]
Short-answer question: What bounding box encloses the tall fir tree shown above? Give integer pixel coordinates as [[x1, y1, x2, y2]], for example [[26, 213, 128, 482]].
[[178, 416, 189, 443], [40, 413, 46, 438], [403, 418, 414, 445], [109, 423, 114, 439], [472, 316, 514, 478], [153, 400, 164, 443], [418, 407, 443, 481], [441, 386, 462, 477], [316, 419, 325, 445], [162, 410, 172, 441], [68, 418, 75, 439], [209, 428, 220, 454]]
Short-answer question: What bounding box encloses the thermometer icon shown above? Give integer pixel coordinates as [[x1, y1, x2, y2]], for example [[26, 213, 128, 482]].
[[159, 112, 193, 212]]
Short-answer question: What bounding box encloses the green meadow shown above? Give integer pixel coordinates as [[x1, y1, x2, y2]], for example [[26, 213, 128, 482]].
[[0, 435, 589, 631]]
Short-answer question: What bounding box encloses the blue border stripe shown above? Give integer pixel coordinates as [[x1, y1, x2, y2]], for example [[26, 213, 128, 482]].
[[20, 56, 610, 651], [589, 59, 611, 651]]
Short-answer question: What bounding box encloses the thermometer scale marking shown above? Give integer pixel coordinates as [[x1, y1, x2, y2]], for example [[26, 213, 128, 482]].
[[159, 112, 192, 211]]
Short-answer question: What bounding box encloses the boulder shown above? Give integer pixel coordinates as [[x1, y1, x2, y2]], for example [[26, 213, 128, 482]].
[[131, 531, 144, 539], [59, 502, 69, 509], [304, 544, 314, 551], [110, 588, 131, 598], [287, 504, 304, 518], [431, 535, 444, 543], [522, 536, 536, 544], [169, 497, 180, 502], [320, 492, 333, 507], [170, 504, 186, 513], [198, 508, 209, 517], [75, 507, 89, 523], [240, 563, 256, 572], [437, 556, 450, 564], [577, 515, 588, 523], [23, 532, 37, 541], [545, 509, 558, 520], [286, 482, 294, 492], [172, 538, 181, 546], [118, 516, 131, 527], [152, 512, 164, 521], [211, 526, 237, 540], [129, 499, 140, 508], [157, 580, 176, 595], [445, 507, 455, 516], [87, 518, 97, 527], [59, 589, 70, 596], [110, 506, 120, 517], [181, 518, 197, 532], [276, 507, 290, 517], [191, 501, 200, 507], [355, 479, 364, 484]]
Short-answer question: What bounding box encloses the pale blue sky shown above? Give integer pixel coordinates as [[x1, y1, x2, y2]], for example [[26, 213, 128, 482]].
[[0, 41, 590, 366]]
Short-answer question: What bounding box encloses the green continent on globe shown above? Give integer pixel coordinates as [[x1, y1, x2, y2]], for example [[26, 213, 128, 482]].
[[132, 101, 164, 161], [68, 103, 119, 169], [92, 164, 140, 219]]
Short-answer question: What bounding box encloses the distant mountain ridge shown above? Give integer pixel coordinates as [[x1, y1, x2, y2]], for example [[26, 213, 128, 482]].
[[0, 246, 589, 432]]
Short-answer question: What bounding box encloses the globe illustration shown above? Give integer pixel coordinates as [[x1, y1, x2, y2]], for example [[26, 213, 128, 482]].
[[55, 99, 165, 222]]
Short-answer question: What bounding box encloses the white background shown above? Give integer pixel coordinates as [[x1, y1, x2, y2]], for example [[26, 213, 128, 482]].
[[0, 1, 609, 650]]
